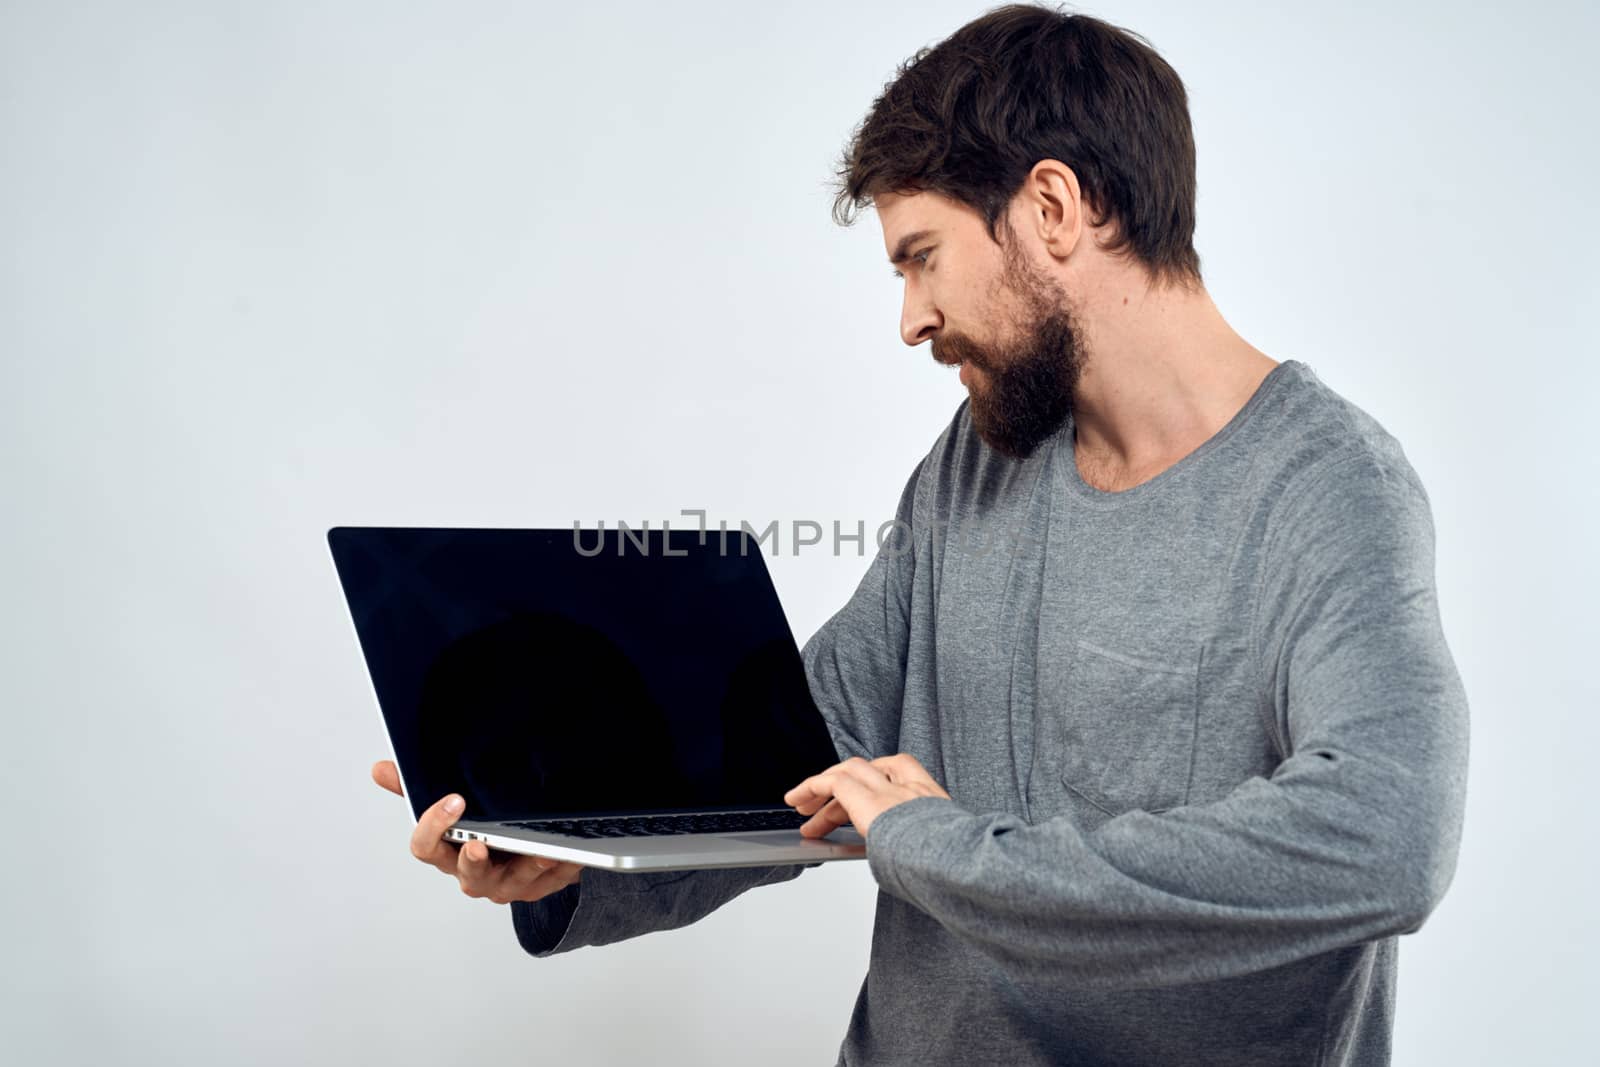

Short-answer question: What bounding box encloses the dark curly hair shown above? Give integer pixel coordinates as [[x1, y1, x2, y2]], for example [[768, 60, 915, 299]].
[[831, 3, 1203, 292]]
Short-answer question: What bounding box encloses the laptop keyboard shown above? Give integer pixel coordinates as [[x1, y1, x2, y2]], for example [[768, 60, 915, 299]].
[[506, 809, 812, 839]]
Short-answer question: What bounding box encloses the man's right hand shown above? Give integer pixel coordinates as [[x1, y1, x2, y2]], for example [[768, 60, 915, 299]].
[[371, 759, 584, 905]]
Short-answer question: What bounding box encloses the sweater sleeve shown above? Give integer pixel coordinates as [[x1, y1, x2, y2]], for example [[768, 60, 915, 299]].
[[861, 450, 1470, 990], [512, 456, 929, 957], [800, 455, 925, 762], [511, 862, 817, 957]]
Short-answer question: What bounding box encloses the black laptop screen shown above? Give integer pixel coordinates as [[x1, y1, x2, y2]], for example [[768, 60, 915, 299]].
[[329, 526, 842, 823]]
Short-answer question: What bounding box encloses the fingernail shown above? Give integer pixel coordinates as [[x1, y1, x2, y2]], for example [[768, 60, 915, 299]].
[[444, 795, 464, 814]]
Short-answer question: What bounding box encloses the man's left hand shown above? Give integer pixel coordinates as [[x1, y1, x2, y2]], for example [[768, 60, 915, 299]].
[[784, 754, 951, 840]]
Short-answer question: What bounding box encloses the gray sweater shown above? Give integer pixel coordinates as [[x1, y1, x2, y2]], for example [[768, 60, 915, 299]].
[[511, 359, 1470, 1066]]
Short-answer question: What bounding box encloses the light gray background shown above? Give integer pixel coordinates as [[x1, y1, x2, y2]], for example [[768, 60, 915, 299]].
[[4, 1, 1595, 1063]]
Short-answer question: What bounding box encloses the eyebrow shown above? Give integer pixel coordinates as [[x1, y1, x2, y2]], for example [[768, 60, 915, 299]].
[[887, 229, 938, 267]]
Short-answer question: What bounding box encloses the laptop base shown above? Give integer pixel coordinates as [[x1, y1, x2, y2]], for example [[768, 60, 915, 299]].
[[446, 819, 867, 872]]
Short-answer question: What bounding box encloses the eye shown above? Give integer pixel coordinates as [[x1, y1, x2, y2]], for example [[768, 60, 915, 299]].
[[890, 249, 933, 280]]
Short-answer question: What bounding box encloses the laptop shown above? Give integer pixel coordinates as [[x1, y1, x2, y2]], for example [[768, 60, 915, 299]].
[[328, 525, 867, 872]]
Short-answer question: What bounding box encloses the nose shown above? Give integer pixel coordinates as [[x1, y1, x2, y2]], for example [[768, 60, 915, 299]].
[[900, 294, 940, 348]]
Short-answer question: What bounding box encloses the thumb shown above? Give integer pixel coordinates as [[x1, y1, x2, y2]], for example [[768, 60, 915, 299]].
[[371, 760, 403, 796]]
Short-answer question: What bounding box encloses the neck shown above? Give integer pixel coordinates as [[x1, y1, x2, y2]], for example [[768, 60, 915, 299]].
[[1069, 278, 1278, 478]]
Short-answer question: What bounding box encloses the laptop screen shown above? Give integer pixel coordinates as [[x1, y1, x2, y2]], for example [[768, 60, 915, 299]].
[[329, 526, 842, 823]]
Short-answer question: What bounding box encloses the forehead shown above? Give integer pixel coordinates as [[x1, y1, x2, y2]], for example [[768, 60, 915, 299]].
[[876, 190, 941, 234], [877, 191, 963, 260]]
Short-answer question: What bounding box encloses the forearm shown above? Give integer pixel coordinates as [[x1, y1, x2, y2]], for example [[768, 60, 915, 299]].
[[511, 862, 818, 957], [865, 742, 1465, 991]]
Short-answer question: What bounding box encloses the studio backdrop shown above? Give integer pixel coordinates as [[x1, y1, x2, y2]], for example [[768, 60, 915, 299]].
[[3, 1, 1595, 1064]]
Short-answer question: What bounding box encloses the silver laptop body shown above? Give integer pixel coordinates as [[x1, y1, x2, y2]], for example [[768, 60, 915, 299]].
[[329, 525, 867, 872]]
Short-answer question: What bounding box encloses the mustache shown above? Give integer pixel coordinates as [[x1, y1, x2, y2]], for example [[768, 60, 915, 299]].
[[932, 341, 985, 370]]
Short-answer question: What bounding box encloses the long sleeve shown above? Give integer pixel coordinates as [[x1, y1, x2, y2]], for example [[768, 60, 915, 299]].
[[800, 455, 925, 762], [513, 457, 930, 958], [511, 862, 815, 957], [861, 449, 1470, 990]]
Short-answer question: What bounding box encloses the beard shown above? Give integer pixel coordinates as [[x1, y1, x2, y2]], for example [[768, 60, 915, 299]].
[[931, 237, 1086, 460]]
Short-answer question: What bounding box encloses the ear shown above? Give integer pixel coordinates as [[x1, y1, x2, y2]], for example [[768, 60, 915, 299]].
[[1018, 159, 1086, 262]]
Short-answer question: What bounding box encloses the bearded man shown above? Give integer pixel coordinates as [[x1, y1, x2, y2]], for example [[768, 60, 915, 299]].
[[373, 7, 1468, 1064]]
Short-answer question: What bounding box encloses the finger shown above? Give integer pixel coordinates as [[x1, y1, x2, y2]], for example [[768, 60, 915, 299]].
[[783, 777, 825, 811], [828, 759, 893, 792], [372, 760, 403, 796], [541, 861, 585, 891], [491, 857, 584, 904], [798, 772, 879, 837], [799, 796, 852, 838], [409, 793, 468, 875], [480, 855, 586, 905], [787, 759, 883, 816], [784, 756, 877, 809], [784, 774, 823, 809], [456, 837, 498, 898], [783, 756, 860, 806], [790, 783, 836, 816]]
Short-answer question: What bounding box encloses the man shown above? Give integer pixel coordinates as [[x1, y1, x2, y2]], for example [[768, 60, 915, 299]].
[[371, 6, 1468, 1064]]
